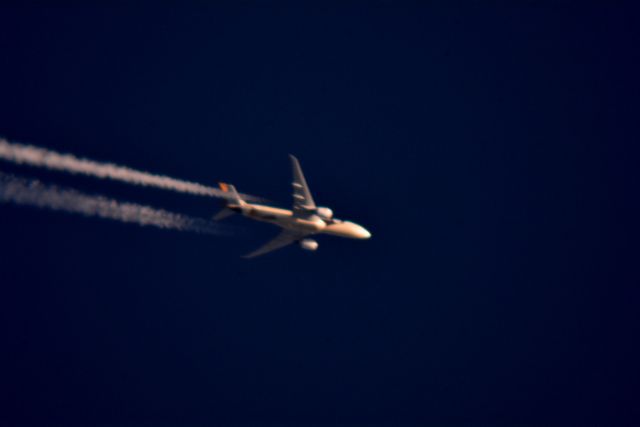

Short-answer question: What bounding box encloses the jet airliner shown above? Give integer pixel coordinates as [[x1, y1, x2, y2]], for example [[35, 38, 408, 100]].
[[214, 155, 371, 258]]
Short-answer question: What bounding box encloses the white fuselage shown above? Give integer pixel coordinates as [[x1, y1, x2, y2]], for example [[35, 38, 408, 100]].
[[231, 203, 371, 239]]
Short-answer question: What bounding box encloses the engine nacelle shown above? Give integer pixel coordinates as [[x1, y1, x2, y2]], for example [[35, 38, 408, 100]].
[[316, 207, 333, 221], [299, 238, 319, 251]]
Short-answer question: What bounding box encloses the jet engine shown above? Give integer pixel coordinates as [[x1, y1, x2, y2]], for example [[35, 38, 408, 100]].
[[299, 238, 319, 251], [316, 207, 333, 221]]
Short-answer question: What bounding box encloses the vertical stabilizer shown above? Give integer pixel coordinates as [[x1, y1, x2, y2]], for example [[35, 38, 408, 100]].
[[214, 182, 246, 221], [218, 182, 245, 206]]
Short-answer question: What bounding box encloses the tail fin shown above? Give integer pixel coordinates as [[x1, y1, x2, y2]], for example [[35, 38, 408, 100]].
[[214, 182, 245, 221], [219, 182, 245, 206]]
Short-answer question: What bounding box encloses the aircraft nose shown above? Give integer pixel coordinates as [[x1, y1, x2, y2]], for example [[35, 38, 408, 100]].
[[355, 224, 371, 239]]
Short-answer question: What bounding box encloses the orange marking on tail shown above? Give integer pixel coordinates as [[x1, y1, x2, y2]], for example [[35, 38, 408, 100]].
[[219, 182, 229, 192]]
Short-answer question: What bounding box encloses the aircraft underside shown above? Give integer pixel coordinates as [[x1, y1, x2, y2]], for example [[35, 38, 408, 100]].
[[215, 155, 370, 258]]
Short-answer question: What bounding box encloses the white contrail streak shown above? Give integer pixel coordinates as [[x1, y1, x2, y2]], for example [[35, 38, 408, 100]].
[[0, 138, 260, 201], [0, 173, 234, 237]]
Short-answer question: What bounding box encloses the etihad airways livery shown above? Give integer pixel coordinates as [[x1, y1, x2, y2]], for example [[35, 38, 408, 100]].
[[214, 155, 371, 258]]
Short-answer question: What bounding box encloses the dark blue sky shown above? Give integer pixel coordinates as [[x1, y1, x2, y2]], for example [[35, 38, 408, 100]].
[[1, 2, 639, 425]]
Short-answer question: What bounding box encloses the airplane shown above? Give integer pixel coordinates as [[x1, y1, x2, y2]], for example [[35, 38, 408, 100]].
[[214, 155, 371, 258]]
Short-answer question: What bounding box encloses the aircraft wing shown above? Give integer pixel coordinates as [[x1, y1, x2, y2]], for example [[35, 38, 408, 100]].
[[242, 229, 307, 259], [290, 155, 316, 216]]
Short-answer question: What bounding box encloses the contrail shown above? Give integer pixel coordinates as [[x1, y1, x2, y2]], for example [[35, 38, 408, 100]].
[[0, 138, 260, 202], [0, 172, 235, 237]]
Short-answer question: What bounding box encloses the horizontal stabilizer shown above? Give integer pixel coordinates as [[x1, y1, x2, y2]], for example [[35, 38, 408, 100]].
[[213, 207, 235, 221]]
